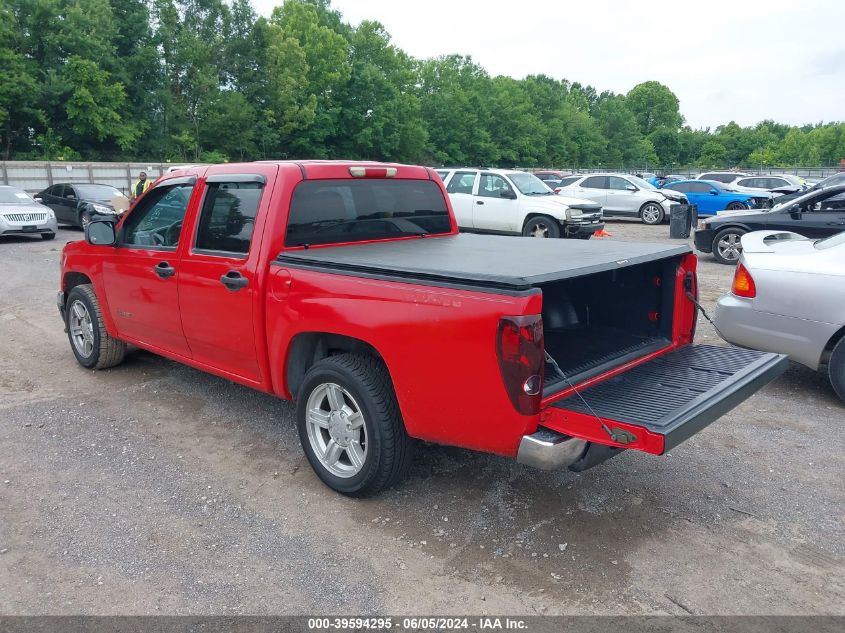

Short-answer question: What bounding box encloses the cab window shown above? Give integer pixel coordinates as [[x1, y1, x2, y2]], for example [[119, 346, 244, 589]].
[[121, 183, 194, 249]]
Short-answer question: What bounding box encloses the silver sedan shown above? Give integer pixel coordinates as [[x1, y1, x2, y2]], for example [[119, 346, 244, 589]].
[[0, 186, 58, 240], [714, 230, 845, 401]]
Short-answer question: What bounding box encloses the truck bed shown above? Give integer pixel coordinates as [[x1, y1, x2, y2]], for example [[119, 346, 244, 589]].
[[276, 234, 691, 292]]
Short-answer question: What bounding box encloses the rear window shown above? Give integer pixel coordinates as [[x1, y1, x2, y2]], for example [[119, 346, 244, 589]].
[[285, 179, 452, 247]]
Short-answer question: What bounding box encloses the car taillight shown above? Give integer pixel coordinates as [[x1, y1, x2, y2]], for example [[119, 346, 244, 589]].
[[554, 187, 562, 194], [496, 315, 544, 415], [732, 263, 756, 298]]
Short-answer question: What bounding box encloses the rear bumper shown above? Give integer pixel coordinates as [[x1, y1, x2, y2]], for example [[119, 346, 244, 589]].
[[715, 293, 833, 370], [516, 428, 587, 470], [694, 228, 715, 253]]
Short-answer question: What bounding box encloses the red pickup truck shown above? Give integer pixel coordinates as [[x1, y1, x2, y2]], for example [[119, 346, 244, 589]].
[[58, 161, 787, 496]]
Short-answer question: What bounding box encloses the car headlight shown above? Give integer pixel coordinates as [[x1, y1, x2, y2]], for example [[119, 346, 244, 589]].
[[92, 203, 116, 214], [697, 220, 709, 230]]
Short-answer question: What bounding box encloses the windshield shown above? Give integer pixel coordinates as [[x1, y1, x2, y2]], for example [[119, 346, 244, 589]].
[[285, 179, 452, 247], [815, 231, 845, 250], [627, 175, 657, 190], [0, 187, 35, 204], [508, 172, 552, 195], [75, 184, 123, 199]]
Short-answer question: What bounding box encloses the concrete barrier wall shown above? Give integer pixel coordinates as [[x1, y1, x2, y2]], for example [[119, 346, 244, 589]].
[[0, 162, 195, 194]]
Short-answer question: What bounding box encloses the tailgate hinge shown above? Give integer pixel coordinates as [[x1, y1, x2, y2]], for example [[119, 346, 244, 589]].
[[606, 427, 638, 445]]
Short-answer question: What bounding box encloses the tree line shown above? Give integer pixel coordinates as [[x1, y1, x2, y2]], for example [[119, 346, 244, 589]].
[[2, 0, 844, 169]]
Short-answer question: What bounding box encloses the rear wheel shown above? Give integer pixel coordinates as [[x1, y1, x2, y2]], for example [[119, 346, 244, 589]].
[[65, 284, 126, 369], [712, 227, 747, 265], [726, 202, 747, 211], [296, 353, 414, 497], [522, 215, 561, 239], [639, 202, 664, 225], [828, 337, 845, 403]]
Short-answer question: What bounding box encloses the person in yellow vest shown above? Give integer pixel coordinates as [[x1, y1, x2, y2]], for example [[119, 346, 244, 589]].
[[131, 172, 152, 200]]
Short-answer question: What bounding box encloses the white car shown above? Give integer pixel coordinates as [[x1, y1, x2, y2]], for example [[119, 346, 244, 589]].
[[715, 230, 845, 402], [696, 172, 750, 185], [438, 169, 604, 239], [0, 186, 59, 240], [557, 173, 683, 225]]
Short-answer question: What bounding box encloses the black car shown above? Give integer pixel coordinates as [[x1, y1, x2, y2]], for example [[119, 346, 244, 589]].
[[36, 183, 126, 228], [694, 183, 845, 264]]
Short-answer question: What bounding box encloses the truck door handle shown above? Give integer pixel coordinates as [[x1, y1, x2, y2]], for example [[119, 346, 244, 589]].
[[220, 270, 248, 291], [154, 262, 176, 279], [476, 200, 484, 205]]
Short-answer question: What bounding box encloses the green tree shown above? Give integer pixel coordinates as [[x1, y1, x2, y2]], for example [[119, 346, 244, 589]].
[[625, 81, 682, 136]]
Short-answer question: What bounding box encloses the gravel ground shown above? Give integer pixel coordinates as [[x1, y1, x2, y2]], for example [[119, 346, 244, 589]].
[[0, 222, 842, 616]]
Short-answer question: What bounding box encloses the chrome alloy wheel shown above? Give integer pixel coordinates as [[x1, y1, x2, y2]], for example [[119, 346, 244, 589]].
[[641, 203, 662, 224], [529, 220, 551, 238], [69, 300, 95, 357], [716, 233, 743, 262], [305, 382, 367, 478]]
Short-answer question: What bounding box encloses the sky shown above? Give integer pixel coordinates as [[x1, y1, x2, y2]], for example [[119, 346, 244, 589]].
[[252, 0, 845, 130]]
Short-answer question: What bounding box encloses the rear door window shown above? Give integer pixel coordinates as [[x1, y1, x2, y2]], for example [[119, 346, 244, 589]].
[[194, 179, 264, 256], [446, 171, 477, 194], [581, 176, 608, 189], [285, 179, 451, 247]]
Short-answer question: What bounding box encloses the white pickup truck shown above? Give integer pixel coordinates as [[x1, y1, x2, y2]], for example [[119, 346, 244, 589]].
[[436, 168, 604, 239]]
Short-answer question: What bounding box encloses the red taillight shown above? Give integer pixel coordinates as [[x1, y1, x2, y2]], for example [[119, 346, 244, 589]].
[[496, 315, 544, 415], [732, 263, 756, 298], [554, 187, 562, 194]]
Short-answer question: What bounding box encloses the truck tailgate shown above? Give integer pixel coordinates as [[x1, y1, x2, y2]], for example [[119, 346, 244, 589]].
[[546, 344, 788, 454]]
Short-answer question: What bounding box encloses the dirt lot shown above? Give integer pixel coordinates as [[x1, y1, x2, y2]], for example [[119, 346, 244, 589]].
[[0, 221, 843, 616]]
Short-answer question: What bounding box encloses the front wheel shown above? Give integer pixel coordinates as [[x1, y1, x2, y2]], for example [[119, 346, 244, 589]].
[[726, 202, 747, 211], [79, 210, 92, 229], [296, 354, 414, 497], [639, 202, 665, 225], [828, 337, 845, 403], [712, 227, 747, 265], [65, 284, 127, 369], [522, 215, 561, 238], [41, 233, 56, 240]]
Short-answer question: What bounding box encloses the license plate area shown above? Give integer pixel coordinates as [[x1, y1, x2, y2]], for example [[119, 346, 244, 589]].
[[22, 225, 37, 231], [544, 344, 788, 454]]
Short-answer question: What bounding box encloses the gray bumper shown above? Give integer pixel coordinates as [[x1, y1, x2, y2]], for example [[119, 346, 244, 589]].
[[516, 427, 587, 470]]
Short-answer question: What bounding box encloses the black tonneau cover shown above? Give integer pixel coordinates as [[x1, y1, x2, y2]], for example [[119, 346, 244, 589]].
[[276, 234, 691, 292]]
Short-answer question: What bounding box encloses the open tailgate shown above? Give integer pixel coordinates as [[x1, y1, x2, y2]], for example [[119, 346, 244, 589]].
[[543, 344, 788, 455]]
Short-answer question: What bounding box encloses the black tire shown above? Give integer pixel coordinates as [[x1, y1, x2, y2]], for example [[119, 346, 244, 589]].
[[828, 337, 845, 403], [639, 202, 664, 225], [41, 233, 56, 240], [522, 215, 561, 238], [576, 233, 592, 240], [79, 209, 91, 229], [65, 284, 126, 369], [296, 353, 414, 497], [726, 202, 747, 211], [711, 227, 747, 265]]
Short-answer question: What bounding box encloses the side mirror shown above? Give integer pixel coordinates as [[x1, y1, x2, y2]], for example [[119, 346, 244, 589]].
[[626, 185, 638, 192], [710, 189, 719, 195], [66, 194, 76, 200], [85, 220, 117, 246], [500, 189, 517, 200], [788, 204, 801, 218]]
